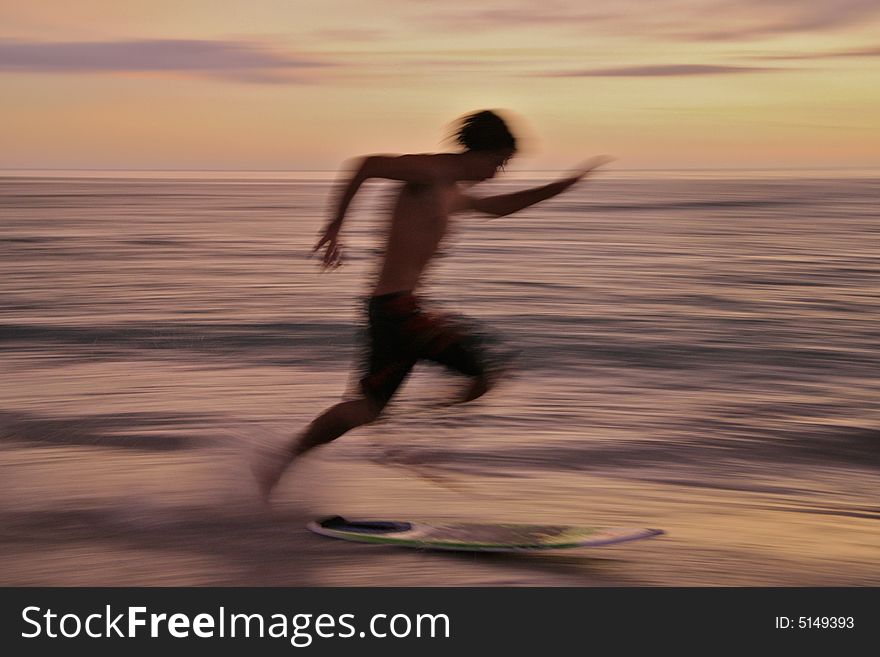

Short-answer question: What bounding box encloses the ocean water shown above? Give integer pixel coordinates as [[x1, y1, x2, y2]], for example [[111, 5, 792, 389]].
[[1, 170, 878, 585]]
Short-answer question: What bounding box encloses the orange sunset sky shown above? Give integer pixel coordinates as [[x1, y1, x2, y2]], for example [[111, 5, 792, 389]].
[[1, 0, 879, 171]]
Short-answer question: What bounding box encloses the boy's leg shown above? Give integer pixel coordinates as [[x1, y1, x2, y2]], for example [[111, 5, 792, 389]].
[[254, 295, 418, 501], [293, 397, 382, 457], [416, 313, 495, 403], [253, 396, 381, 502]]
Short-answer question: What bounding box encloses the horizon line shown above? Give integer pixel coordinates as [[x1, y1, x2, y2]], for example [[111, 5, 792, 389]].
[[2, 165, 879, 173]]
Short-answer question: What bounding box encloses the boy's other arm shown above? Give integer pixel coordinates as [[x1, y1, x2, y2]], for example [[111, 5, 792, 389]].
[[315, 154, 455, 268], [327, 154, 453, 230]]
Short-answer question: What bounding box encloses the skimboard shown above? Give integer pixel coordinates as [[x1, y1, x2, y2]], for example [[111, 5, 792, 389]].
[[307, 516, 664, 552]]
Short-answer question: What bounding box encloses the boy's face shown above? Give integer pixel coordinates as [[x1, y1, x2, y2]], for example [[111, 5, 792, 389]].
[[470, 149, 515, 181]]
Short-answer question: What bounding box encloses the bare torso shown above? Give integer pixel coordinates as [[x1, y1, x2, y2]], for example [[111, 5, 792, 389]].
[[372, 180, 468, 296]]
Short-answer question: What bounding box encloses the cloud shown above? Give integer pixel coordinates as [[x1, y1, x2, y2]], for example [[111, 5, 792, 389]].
[[741, 0, 880, 35], [415, 4, 630, 35], [424, 7, 617, 30], [0, 38, 333, 83], [413, 0, 880, 42], [532, 64, 782, 77], [752, 45, 880, 60], [308, 28, 388, 42]]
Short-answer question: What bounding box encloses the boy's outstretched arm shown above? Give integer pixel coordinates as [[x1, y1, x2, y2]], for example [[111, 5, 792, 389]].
[[467, 155, 613, 218]]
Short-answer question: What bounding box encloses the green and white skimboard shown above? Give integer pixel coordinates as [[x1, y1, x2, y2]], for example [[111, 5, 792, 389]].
[[307, 516, 664, 552]]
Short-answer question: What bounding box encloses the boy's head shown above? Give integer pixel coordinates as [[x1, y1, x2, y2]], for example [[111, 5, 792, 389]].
[[452, 110, 517, 180]]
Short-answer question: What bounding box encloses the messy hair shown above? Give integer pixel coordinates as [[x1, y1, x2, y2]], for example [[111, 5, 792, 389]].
[[452, 110, 517, 153]]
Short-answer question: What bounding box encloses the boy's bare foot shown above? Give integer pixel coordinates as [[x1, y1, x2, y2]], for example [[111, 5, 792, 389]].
[[459, 375, 490, 403], [457, 356, 515, 404], [250, 439, 295, 505]]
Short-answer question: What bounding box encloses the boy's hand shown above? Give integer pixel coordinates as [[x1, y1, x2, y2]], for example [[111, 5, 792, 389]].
[[564, 155, 615, 186], [313, 221, 343, 269]]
